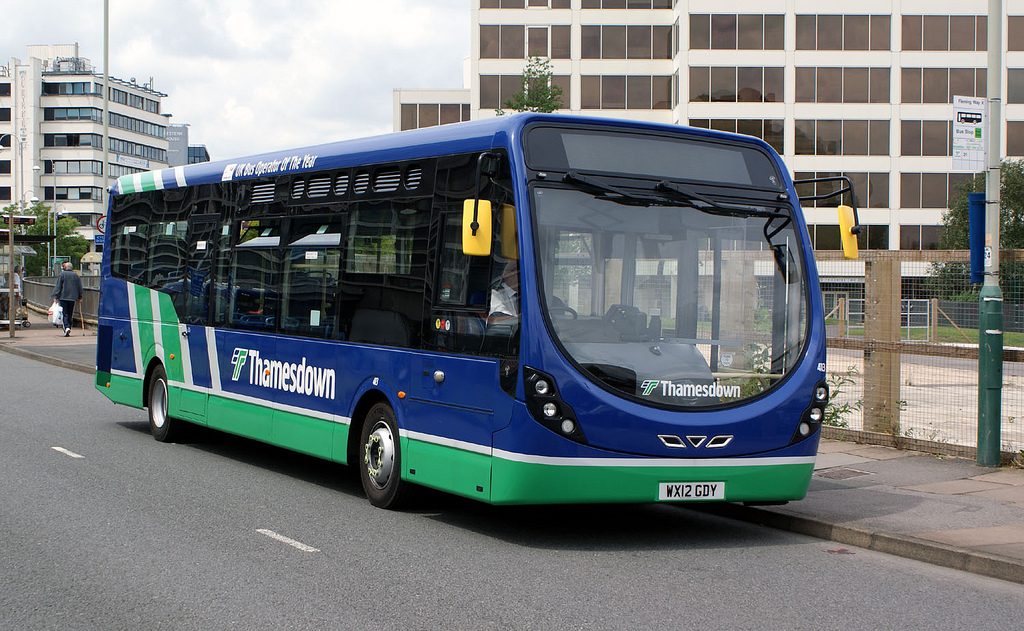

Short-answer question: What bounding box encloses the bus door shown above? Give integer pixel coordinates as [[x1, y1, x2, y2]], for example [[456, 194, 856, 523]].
[[176, 212, 220, 420], [402, 210, 517, 499]]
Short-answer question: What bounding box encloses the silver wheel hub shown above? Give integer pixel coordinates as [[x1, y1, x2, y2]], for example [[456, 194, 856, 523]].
[[151, 380, 167, 429], [364, 421, 395, 490]]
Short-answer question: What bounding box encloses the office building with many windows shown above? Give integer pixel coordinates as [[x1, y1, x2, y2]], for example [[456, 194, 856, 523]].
[[395, 1, 1024, 251], [1, 44, 171, 249]]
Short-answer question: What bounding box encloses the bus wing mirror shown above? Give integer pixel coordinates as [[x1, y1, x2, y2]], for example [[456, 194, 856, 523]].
[[837, 204, 859, 260], [500, 204, 517, 260], [462, 199, 492, 256]]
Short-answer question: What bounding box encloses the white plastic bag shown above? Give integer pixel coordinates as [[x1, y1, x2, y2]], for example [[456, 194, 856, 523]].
[[49, 301, 63, 326]]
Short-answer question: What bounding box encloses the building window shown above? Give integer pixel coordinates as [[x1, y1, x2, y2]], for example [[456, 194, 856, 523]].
[[400, 103, 472, 130], [902, 15, 986, 51], [481, 75, 569, 110], [900, 173, 974, 209], [582, 0, 672, 8], [44, 160, 104, 176], [1010, 16, 1024, 51], [794, 171, 889, 209], [899, 225, 944, 250], [1009, 69, 1024, 104], [481, 25, 525, 59], [795, 67, 889, 104], [796, 14, 891, 51], [582, 25, 673, 59], [581, 75, 671, 109], [1009, 121, 1024, 157], [808, 224, 889, 250], [689, 66, 783, 103], [688, 119, 784, 154], [794, 120, 889, 156], [902, 68, 985, 104], [900, 121, 953, 157], [689, 14, 784, 50]]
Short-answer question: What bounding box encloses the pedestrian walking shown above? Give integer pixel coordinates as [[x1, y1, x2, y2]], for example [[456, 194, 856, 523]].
[[51, 261, 83, 337]]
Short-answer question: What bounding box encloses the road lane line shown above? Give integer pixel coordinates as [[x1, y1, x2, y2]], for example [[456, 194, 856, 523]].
[[51, 446, 84, 459], [256, 529, 319, 553]]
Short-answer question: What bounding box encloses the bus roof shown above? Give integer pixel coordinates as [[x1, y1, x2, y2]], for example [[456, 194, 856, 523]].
[[111, 113, 774, 196]]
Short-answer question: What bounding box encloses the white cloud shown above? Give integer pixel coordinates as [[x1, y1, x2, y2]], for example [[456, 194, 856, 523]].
[[1, 0, 469, 159]]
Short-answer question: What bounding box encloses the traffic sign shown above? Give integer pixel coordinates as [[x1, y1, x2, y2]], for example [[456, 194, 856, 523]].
[[95, 214, 106, 234], [952, 95, 986, 172]]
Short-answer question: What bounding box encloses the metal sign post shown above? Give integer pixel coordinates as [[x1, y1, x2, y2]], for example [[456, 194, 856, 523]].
[[977, 0, 1003, 467]]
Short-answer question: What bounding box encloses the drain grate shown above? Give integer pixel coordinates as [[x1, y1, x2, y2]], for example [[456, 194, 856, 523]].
[[815, 467, 874, 480]]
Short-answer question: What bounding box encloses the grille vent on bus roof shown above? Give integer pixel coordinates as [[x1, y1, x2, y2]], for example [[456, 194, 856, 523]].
[[307, 176, 331, 198], [405, 166, 422, 190], [335, 173, 349, 195], [374, 170, 401, 193], [250, 182, 276, 204], [291, 180, 305, 199], [353, 172, 370, 194]]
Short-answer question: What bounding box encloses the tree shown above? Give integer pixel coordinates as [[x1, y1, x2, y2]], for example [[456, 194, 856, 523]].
[[496, 57, 564, 115], [940, 159, 1024, 248], [3, 201, 90, 276], [932, 160, 1024, 301]]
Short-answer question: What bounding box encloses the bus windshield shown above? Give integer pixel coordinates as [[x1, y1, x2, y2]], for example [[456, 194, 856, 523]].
[[533, 184, 807, 409]]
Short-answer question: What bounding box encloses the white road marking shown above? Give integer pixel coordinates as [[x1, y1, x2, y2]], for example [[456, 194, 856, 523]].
[[256, 529, 319, 553], [51, 446, 84, 459]]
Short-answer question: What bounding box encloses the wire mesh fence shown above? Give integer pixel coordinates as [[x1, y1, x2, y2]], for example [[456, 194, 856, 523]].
[[817, 250, 1024, 457]]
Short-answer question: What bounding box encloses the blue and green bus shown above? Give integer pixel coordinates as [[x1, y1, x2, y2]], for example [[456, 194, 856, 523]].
[[96, 114, 853, 508]]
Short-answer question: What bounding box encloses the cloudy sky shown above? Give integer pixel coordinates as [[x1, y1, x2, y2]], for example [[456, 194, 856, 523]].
[[1, 0, 469, 159]]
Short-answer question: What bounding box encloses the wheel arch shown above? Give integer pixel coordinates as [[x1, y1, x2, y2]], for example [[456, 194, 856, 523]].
[[142, 357, 165, 409], [346, 389, 392, 467]]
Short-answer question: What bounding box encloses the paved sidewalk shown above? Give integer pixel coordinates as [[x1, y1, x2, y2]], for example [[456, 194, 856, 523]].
[[0, 316, 96, 373], [1, 325, 1022, 583]]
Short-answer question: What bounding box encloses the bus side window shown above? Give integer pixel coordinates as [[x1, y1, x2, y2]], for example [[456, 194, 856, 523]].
[[340, 200, 430, 348], [227, 219, 283, 332]]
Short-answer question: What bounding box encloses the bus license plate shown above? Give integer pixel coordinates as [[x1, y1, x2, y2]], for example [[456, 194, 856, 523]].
[[658, 482, 725, 501]]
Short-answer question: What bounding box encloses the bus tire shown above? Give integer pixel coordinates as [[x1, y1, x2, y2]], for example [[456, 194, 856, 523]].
[[359, 402, 411, 509], [147, 365, 182, 443]]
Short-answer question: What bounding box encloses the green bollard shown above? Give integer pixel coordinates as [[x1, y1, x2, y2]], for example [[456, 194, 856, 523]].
[[977, 284, 1003, 467]]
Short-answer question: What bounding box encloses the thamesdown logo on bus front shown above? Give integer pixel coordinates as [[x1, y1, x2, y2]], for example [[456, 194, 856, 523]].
[[640, 380, 742, 399], [230, 348, 336, 400]]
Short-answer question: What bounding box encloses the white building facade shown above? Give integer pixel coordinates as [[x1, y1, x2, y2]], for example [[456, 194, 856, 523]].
[[1, 44, 170, 250], [396, 0, 1024, 251]]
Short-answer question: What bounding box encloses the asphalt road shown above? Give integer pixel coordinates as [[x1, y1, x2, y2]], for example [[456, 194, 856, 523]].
[[2, 351, 1022, 630]]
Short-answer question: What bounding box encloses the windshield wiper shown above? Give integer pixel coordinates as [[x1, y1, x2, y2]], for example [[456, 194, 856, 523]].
[[562, 171, 665, 206], [656, 180, 788, 219]]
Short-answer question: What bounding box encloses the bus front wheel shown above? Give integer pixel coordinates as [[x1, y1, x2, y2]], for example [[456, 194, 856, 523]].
[[359, 402, 411, 509], [148, 365, 183, 443]]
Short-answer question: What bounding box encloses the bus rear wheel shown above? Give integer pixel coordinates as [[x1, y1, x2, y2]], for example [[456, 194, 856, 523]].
[[148, 365, 183, 443], [359, 402, 412, 509]]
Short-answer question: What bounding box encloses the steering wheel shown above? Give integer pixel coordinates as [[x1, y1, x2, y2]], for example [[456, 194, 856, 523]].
[[603, 303, 632, 324], [549, 305, 578, 320]]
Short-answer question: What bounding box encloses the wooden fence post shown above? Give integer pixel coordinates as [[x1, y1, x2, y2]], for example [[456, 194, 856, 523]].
[[863, 257, 901, 434]]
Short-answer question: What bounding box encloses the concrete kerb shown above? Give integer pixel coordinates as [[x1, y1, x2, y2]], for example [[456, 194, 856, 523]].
[[0, 341, 94, 375], [697, 503, 1024, 585]]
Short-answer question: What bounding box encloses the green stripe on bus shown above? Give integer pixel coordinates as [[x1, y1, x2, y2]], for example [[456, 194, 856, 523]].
[[102, 373, 143, 407], [133, 284, 156, 369], [488, 456, 813, 505], [117, 175, 135, 194], [156, 291, 184, 382], [140, 172, 158, 192]]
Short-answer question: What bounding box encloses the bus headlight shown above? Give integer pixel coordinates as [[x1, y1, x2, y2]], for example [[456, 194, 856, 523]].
[[815, 385, 829, 402], [524, 367, 586, 444], [808, 407, 823, 422]]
